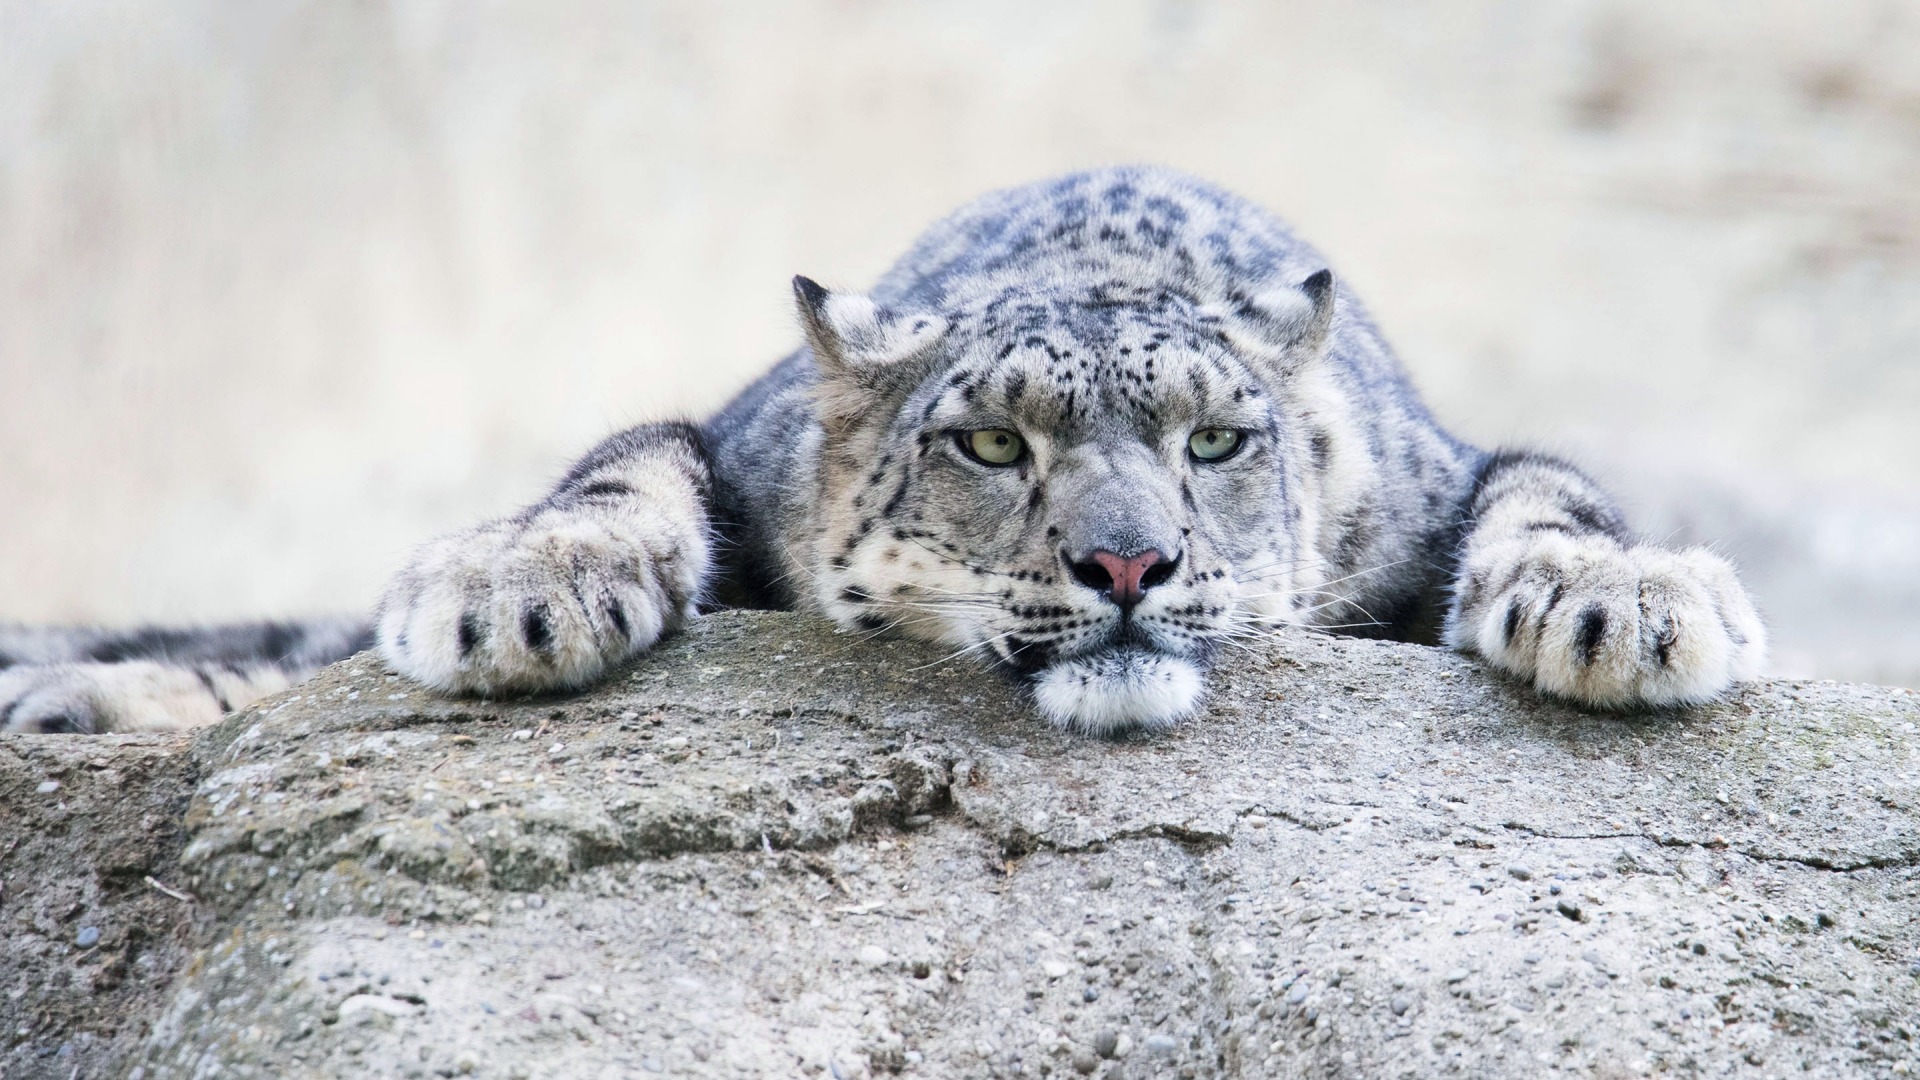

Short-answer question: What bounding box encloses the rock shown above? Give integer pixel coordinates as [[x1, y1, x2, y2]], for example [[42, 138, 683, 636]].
[[3, 611, 1919, 1078], [1505, 863, 1532, 881], [0, 732, 197, 1079], [337, 994, 420, 1020]]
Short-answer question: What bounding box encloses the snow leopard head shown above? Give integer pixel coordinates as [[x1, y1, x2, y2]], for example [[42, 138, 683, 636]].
[[796, 268, 1335, 736]]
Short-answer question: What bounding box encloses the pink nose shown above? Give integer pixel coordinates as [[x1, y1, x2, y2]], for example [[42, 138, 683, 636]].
[[1076, 548, 1170, 609]]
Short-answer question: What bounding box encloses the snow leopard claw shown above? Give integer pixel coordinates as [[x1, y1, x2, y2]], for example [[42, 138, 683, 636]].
[[377, 510, 706, 697], [1450, 534, 1766, 709]]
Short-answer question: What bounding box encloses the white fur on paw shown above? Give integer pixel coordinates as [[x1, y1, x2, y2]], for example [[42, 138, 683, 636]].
[[377, 510, 707, 696], [1032, 649, 1206, 736], [0, 663, 226, 734], [1451, 535, 1766, 708]]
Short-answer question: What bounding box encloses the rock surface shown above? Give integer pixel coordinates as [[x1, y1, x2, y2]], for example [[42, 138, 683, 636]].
[[3, 610, 1918, 1078]]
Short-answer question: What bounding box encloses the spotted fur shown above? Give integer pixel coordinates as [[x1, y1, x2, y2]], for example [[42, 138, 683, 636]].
[[0, 620, 368, 733], [2, 167, 1765, 735]]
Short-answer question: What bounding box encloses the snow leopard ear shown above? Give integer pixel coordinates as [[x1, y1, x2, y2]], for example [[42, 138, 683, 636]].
[[793, 276, 948, 383], [794, 276, 950, 436], [1206, 269, 1336, 375]]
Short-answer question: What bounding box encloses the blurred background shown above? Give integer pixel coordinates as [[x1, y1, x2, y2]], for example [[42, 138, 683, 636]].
[[1, 0, 1915, 689]]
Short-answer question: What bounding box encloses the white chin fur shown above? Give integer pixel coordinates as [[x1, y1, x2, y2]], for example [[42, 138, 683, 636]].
[[1032, 650, 1206, 737]]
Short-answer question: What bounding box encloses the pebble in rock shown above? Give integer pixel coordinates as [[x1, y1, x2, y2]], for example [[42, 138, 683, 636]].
[[1144, 1034, 1180, 1057], [1071, 1049, 1100, 1075], [1444, 968, 1471, 984], [75, 927, 101, 948], [36, 780, 60, 795], [1285, 981, 1311, 1005], [1507, 864, 1533, 881], [858, 944, 890, 968], [1390, 995, 1412, 1016], [1092, 1030, 1120, 1059]]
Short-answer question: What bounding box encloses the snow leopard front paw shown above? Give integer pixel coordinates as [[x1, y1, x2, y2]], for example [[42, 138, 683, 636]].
[[376, 510, 708, 697], [1448, 534, 1766, 709]]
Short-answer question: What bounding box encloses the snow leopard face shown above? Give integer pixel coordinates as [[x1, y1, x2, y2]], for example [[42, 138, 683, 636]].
[[797, 271, 1335, 736]]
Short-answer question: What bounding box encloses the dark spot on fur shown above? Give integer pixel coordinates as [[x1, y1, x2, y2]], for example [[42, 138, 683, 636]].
[[1503, 600, 1524, 647], [1654, 616, 1677, 667], [606, 603, 631, 642], [457, 614, 483, 658], [1535, 583, 1565, 635], [1309, 430, 1332, 470], [195, 668, 233, 713], [881, 479, 911, 518], [575, 479, 632, 499], [1561, 500, 1620, 537], [1575, 605, 1607, 666], [523, 606, 553, 654], [38, 712, 90, 734]]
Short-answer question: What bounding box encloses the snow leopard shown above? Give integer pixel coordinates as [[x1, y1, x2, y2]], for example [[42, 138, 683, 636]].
[[1, 166, 1766, 736]]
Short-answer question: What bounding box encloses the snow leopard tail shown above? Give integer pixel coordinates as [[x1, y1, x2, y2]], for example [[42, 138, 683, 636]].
[[0, 617, 371, 733]]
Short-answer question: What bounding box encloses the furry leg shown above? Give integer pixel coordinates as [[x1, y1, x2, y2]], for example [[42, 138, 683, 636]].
[[377, 422, 715, 695], [1445, 451, 1765, 708]]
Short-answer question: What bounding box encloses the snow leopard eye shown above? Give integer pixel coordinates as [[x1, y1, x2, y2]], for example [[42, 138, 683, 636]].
[[1188, 428, 1243, 462], [962, 429, 1026, 466]]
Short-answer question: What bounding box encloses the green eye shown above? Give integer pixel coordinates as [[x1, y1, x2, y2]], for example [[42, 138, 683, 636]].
[[1188, 428, 1243, 462], [964, 429, 1026, 466]]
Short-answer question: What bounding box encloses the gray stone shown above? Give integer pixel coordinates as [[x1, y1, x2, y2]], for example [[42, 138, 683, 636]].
[[4, 610, 1919, 1079], [1145, 1033, 1181, 1057]]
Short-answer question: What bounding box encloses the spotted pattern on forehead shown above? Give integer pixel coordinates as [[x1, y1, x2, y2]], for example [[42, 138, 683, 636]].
[[919, 286, 1271, 438]]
